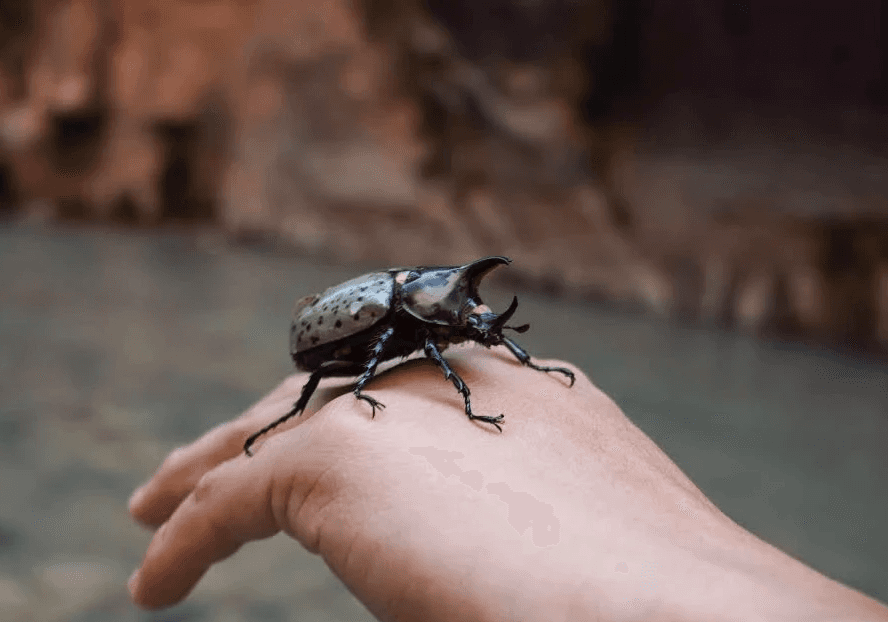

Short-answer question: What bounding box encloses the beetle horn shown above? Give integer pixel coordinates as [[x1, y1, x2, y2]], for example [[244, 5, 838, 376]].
[[492, 295, 520, 333], [462, 256, 511, 294]]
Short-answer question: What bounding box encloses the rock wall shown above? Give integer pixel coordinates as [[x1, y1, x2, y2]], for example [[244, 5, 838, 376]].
[[1, 0, 887, 354]]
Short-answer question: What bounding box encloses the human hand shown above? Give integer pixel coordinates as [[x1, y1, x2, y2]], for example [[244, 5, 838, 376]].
[[128, 347, 888, 621]]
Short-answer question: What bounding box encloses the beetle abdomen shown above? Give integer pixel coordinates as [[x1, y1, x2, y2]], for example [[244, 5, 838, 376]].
[[291, 271, 394, 354]]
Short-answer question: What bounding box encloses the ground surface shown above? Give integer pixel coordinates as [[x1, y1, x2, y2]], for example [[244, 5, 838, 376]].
[[1, 221, 886, 621]]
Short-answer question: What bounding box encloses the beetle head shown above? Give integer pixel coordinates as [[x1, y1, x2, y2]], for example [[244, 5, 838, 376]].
[[467, 295, 530, 345], [399, 256, 529, 341], [399, 256, 514, 326]]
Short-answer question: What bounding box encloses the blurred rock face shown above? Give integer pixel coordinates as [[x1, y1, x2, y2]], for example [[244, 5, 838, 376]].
[[0, 0, 886, 355]]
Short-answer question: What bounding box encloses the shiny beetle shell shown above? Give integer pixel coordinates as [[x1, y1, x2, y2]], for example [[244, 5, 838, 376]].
[[290, 272, 393, 354]]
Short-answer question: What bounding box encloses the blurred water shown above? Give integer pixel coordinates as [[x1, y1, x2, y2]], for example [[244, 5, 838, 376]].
[[0, 221, 885, 621]]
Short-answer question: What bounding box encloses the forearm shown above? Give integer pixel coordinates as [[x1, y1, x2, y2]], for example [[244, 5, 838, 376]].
[[697, 533, 888, 622]]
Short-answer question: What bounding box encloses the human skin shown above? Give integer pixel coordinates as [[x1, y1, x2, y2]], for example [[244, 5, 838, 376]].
[[129, 346, 888, 621]]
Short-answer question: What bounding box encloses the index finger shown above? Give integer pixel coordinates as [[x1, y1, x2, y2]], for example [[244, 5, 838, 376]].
[[129, 374, 318, 527], [128, 451, 282, 609]]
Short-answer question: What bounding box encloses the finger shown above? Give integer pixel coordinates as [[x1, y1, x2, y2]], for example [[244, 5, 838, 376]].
[[129, 451, 283, 609], [129, 422, 247, 527], [129, 374, 314, 528]]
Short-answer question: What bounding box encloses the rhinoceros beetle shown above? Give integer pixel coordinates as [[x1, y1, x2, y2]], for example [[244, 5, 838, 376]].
[[244, 256, 575, 455]]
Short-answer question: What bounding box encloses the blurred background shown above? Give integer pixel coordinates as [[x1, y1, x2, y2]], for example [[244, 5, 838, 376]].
[[1, 0, 887, 620]]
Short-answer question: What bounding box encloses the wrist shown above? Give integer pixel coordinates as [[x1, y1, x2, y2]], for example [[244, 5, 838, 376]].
[[560, 518, 888, 622]]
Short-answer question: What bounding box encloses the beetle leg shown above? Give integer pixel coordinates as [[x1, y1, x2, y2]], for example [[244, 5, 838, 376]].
[[500, 336, 576, 386], [352, 326, 395, 417], [244, 366, 327, 456], [423, 338, 504, 432]]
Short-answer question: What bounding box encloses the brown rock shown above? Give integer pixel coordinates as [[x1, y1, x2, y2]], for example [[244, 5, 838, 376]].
[[1, 0, 887, 357], [876, 264, 888, 347]]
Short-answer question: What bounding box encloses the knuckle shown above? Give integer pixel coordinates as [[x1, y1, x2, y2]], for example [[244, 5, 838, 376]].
[[192, 470, 219, 505], [316, 396, 370, 435], [161, 445, 191, 473], [232, 419, 261, 445]]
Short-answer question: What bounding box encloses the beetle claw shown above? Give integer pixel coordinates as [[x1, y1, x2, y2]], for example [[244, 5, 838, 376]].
[[469, 413, 505, 432], [543, 367, 575, 387], [356, 393, 386, 418], [553, 367, 576, 387]]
